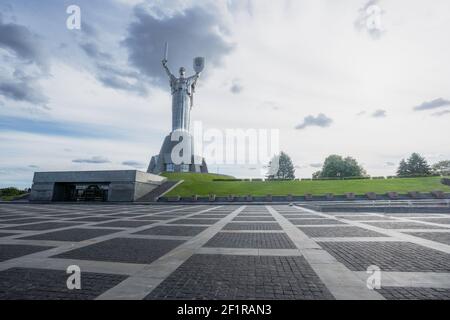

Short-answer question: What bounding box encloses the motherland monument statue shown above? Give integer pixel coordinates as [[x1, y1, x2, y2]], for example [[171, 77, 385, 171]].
[[147, 43, 208, 174]]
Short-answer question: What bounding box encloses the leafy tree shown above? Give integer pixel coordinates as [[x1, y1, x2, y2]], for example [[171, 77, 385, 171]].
[[312, 171, 322, 179], [313, 155, 366, 178], [396, 159, 409, 177], [432, 160, 450, 176], [266, 152, 295, 180], [397, 153, 431, 177]]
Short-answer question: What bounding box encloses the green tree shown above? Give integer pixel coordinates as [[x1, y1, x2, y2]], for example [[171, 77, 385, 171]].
[[397, 153, 431, 177], [312, 171, 322, 179], [313, 155, 366, 178], [396, 159, 409, 177], [431, 160, 450, 176], [266, 152, 295, 180]]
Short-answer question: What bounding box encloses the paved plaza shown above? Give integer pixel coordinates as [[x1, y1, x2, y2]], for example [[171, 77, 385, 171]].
[[0, 203, 450, 300]]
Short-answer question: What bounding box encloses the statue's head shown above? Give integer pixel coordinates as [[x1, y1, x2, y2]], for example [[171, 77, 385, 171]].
[[179, 67, 186, 77]]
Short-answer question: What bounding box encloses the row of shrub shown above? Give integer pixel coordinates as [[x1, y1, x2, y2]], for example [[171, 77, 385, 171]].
[[388, 173, 441, 179], [213, 178, 265, 182], [213, 174, 443, 182], [0, 187, 27, 197], [165, 190, 448, 202], [0, 187, 28, 200]]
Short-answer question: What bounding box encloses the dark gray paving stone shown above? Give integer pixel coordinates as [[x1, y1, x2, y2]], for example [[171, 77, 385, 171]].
[[134, 226, 208, 237], [410, 218, 450, 224], [93, 220, 156, 228], [336, 216, 394, 221], [205, 232, 296, 249], [233, 217, 276, 222], [153, 215, 187, 219], [0, 267, 127, 300], [191, 214, 227, 219], [168, 219, 219, 225], [2, 222, 80, 231], [67, 217, 119, 222], [290, 219, 346, 225], [0, 218, 53, 225], [19, 228, 120, 242], [320, 242, 450, 272], [376, 287, 450, 300], [223, 223, 283, 231], [133, 216, 175, 221], [53, 238, 185, 264], [0, 232, 16, 238], [145, 254, 334, 300], [365, 221, 446, 229], [406, 232, 450, 245], [0, 215, 28, 220], [0, 244, 54, 262], [387, 214, 446, 217], [54, 214, 93, 219], [110, 213, 145, 217], [281, 214, 320, 219], [298, 226, 386, 237]]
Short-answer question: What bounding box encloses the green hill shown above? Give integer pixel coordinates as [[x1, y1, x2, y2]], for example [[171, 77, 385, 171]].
[[162, 173, 450, 197]]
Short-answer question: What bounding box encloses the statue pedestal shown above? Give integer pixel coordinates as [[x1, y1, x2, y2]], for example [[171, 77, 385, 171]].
[[147, 131, 208, 174]]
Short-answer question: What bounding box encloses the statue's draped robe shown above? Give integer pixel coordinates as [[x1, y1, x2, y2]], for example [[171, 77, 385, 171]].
[[168, 74, 198, 132]]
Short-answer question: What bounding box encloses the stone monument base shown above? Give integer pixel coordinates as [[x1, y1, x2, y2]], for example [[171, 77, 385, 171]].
[[147, 132, 208, 174]]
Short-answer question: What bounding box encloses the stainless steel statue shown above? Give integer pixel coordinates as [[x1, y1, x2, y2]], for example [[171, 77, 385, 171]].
[[147, 43, 208, 174], [162, 43, 204, 132]]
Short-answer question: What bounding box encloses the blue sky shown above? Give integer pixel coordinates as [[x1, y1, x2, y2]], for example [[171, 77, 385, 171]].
[[1, 0, 450, 188]]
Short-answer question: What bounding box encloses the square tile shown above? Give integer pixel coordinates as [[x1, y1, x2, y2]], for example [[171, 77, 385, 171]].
[[233, 217, 276, 222], [93, 220, 156, 228], [168, 219, 219, 225], [0, 268, 127, 300], [298, 226, 385, 237], [290, 219, 345, 225], [223, 223, 282, 231], [2, 222, 80, 231], [68, 217, 119, 222], [410, 218, 450, 224], [53, 238, 185, 264], [146, 255, 334, 300], [0, 244, 53, 262], [110, 213, 145, 217], [19, 228, 120, 242], [406, 232, 450, 245], [204, 232, 296, 249], [337, 216, 393, 221], [0, 232, 16, 238], [365, 222, 445, 229], [0, 218, 52, 225], [320, 241, 450, 272], [134, 226, 207, 237]]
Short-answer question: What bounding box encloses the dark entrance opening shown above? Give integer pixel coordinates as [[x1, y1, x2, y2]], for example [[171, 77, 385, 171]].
[[52, 183, 109, 202]]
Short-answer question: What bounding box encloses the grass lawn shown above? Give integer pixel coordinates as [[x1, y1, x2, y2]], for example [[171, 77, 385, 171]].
[[0, 188, 28, 202], [162, 173, 450, 197]]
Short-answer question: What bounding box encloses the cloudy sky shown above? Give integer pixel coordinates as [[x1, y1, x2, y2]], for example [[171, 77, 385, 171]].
[[1, 0, 449, 188]]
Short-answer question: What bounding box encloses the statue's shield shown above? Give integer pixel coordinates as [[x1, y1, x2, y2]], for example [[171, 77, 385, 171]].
[[193, 57, 205, 73]]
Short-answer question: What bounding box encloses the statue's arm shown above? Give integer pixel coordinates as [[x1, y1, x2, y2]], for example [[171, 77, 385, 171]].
[[162, 60, 175, 80], [189, 73, 200, 91]]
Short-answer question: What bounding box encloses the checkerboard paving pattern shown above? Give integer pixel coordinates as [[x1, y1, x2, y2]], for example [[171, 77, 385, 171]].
[[0, 267, 127, 300], [145, 254, 334, 300], [0, 203, 449, 300]]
